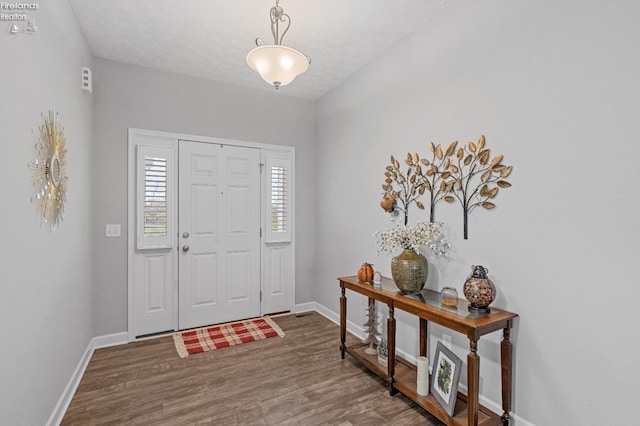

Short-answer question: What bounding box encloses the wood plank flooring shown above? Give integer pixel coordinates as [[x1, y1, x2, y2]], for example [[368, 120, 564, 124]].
[[62, 312, 441, 425]]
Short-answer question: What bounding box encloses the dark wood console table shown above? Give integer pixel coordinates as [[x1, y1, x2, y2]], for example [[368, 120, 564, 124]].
[[339, 276, 518, 426]]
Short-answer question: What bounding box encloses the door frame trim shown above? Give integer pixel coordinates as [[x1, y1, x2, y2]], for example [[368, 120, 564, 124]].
[[127, 128, 295, 341]]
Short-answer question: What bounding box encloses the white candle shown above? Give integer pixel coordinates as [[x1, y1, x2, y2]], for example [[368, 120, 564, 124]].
[[417, 356, 429, 396]]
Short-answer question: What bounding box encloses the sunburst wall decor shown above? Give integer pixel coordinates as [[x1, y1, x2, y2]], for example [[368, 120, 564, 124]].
[[29, 111, 68, 230]]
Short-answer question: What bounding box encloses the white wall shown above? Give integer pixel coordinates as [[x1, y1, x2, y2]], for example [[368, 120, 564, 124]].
[[315, 1, 640, 425], [0, 2, 94, 424], [91, 59, 316, 335]]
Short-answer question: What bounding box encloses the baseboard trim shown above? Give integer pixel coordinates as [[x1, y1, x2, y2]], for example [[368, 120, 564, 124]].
[[46, 339, 94, 426], [93, 332, 128, 349], [295, 301, 366, 339], [46, 332, 129, 425], [292, 302, 316, 314]]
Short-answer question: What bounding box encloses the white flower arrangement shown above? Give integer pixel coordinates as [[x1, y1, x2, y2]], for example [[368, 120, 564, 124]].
[[374, 221, 450, 256]]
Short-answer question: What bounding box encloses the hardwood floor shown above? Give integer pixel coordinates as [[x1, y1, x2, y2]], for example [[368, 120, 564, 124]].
[[63, 312, 441, 425]]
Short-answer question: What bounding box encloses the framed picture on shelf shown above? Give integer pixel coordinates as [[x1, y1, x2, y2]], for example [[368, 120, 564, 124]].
[[431, 341, 462, 416]]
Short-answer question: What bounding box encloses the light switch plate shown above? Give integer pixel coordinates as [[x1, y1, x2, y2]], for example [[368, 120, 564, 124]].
[[105, 224, 121, 237]]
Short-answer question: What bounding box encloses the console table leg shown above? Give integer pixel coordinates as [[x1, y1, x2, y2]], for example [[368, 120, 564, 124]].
[[419, 318, 427, 357], [501, 324, 513, 426], [340, 286, 346, 359], [387, 305, 396, 395], [468, 338, 479, 426]]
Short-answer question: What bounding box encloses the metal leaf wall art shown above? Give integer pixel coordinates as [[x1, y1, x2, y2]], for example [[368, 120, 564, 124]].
[[380, 135, 513, 239], [380, 153, 429, 225]]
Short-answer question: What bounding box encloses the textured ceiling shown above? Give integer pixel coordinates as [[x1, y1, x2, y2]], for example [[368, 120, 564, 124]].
[[69, 0, 452, 100]]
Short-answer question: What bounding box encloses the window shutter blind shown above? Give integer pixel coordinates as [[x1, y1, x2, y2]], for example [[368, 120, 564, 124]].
[[143, 156, 167, 236], [270, 165, 287, 233], [137, 145, 173, 249], [265, 155, 292, 243]]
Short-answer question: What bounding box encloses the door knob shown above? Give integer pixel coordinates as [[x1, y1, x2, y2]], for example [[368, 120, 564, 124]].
[[182, 245, 190, 252]]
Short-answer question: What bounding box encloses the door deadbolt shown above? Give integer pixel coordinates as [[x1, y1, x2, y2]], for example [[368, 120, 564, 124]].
[[182, 232, 190, 238]]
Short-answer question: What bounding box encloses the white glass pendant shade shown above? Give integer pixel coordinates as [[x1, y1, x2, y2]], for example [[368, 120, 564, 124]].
[[246, 45, 310, 89]]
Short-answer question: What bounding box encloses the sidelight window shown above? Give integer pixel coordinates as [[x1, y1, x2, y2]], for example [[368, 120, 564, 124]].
[[136, 144, 174, 249], [264, 153, 292, 243]]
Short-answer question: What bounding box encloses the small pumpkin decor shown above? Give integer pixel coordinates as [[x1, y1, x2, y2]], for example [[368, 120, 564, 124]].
[[358, 263, 375, 284]]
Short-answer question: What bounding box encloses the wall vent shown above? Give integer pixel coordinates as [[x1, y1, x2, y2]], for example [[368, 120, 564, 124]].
[[81, 67, 92, 93]]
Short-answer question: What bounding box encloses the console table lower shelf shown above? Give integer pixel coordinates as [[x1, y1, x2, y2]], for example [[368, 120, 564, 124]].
[[345, 343, 502, 426], [339, 275, 518, 426]]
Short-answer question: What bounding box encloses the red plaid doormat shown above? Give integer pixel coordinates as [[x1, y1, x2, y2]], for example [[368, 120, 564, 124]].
[[173, 317, 285, 358]]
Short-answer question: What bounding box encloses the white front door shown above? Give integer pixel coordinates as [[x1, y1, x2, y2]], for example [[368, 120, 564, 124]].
[[178, 141, 261, 329]]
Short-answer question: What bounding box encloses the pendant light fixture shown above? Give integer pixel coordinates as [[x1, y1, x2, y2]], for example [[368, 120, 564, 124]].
[[246, 0, 310, 90]]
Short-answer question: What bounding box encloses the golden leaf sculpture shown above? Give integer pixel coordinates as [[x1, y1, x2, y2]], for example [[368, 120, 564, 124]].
[[380, 135, 513, 238], [442, 135, 513, 239], [381, 151, 430, 225]]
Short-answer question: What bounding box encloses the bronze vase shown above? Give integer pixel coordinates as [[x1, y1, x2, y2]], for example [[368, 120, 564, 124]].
[[463, 265, 496, 313], [391, 249, 429, 294]]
